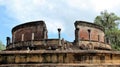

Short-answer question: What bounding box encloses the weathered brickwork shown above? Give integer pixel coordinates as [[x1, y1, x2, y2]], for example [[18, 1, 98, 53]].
[[74, 21, 111, 50], [0, 50, 120, 67], [75, 21, 105, 42], [78, 26, 104, 42], [1, 20, 120, 67], [12, 21, 48, 43]]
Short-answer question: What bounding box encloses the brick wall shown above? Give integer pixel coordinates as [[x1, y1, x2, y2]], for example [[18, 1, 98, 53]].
[[12, 21, 48, 43], [75, 21, 105, 43], [79, 26, 105, 42]]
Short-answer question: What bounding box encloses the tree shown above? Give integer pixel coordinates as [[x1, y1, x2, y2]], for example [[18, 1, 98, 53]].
[[94, 10, 120, 50], [94, 10, 120, 31], [0, 41, 6, 50], [107, 28, 120, 50]]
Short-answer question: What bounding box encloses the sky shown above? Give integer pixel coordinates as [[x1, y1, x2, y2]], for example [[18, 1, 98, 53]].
[[0, 0, 120, 45]]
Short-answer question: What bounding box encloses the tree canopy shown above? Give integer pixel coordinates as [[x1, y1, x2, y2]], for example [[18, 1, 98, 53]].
[[94, 10, 120, 30], [0, 41, 6, 50], [94, 10, 120, 50]]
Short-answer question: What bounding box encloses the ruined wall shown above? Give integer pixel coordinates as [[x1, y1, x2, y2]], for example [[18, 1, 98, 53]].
[[74, 21, 111, 50], [75, 21, 105, 42], [78, 26, 104, 42], [6, 21, 48, 50], [12, 21, 48, 43]]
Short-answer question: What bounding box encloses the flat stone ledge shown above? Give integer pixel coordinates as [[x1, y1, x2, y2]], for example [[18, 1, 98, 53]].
[[0, 50, 120, 54], [0, 63, 120, 67]]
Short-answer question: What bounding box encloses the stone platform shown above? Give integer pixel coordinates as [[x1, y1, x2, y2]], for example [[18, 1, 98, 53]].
[[2, 20, 120, 67], [0, 50, 120, 67]]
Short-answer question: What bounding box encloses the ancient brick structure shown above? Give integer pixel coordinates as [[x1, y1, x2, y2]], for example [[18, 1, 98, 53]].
[[12, 21, 48, 42], [75, 21, 105, 42], [7, 21, 48, 50], [74, 21, 111, 50], [0, 20, 120, 67]]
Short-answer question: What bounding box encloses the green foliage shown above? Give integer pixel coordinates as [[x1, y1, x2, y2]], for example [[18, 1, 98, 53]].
[[107, 29, 120, 50], [94, 10, 120, 50], [94, 10, 120, 31], [0, 41, 6, 50]]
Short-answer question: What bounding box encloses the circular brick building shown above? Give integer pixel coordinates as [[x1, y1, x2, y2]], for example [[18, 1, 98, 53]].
[[74, 21, 111, 50], [6, 21, 48, 50], [12, 20, 48, 42]]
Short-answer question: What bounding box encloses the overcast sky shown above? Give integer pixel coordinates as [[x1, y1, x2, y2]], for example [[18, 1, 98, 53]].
[[1, 0, 120, 45]]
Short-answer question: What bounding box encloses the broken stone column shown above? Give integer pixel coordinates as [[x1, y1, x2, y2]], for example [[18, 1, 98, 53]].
[[6, 37, 10, 46], [58, 28, 61, 47]]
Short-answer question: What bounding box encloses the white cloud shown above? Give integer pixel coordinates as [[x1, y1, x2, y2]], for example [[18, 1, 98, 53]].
[[0, 0, 65, 34], [65, 0, 120, 13], [91, 0, 120, 12], [45, 19, 65, 33], [1, 0, 120, 42], [4, 0, 46, 22], [66, 0, 89, 10]]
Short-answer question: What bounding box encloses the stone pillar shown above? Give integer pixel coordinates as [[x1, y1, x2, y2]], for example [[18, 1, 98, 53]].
[[98, 34, 101, 48], [43, 26, 48, 39], [31, 33, 35, 50], [58, 28, 61, 46], [58, 28, 61, 39], [75, 28, 80, 46], [88, 29, 91, 42], [78, 28, 80, 46], [21, 34, 24, 41], [43, 28, 47, 39], [6, 37, 10, 45], [43, 28, 47, 46], [61, 38, 65, 50], [12, 33, 15, 48], [75, 28, 80, 41], [32, 33, 34, 40]]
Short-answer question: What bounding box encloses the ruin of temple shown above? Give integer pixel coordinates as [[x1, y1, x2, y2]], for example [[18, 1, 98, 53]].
[[0, 20, 120, 67]]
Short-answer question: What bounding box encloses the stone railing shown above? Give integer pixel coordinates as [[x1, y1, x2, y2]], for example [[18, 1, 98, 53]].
[[6, 39, 60, 50]]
